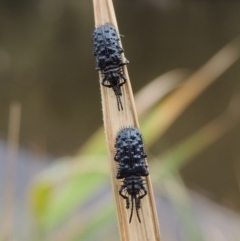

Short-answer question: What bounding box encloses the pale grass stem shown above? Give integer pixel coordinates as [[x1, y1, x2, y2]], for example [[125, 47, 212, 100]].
[[1, 101, 21, 240], [92, 0, 161, 240]]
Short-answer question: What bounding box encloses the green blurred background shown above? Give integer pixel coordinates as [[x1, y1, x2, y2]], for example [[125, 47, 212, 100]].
[[0, 0, 240, 240]]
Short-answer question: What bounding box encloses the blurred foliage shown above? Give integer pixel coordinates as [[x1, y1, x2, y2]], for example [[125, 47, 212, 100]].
[[29, 37, 240, 241]]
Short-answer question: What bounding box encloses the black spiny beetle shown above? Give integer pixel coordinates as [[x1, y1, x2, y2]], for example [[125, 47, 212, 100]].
[[114, 127, 149, 223], [93, 23, 129, 111]]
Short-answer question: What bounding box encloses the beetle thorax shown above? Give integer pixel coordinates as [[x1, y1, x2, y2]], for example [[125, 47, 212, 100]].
[[103, 65, 121, 82]]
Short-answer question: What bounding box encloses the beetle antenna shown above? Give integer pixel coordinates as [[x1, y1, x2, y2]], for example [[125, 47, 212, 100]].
[[117, 95, 123, 111], [113, 85, 123, 111], [129, 194, 134, 223], [136, 202, 141, 223]]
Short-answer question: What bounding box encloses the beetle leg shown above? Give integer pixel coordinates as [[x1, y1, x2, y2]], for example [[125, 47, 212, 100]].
[[118, 59, 129, 66], [101, 78, 112, 88], [119, 186, 130, 209], [138, 185, 147, 200], [119, 76, 126, 86]]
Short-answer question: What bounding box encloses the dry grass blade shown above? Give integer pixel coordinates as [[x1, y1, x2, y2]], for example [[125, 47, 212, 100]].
[[135, 68, 191, 116], [1, 101, 21, 240], [154, 93, 240, 178], [142, 36, 240, 146], [92, 0, 161, 240]]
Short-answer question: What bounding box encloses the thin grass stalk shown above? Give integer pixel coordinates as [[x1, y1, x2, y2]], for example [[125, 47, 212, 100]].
[[1, 101, 21, 240], [92, 0, 161, 240]]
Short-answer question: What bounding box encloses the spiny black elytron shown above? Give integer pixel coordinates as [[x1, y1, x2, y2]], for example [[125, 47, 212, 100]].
[[93, 23, 129, 111], [114, 127, 149, 179], [119, 175, 147, 223]]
